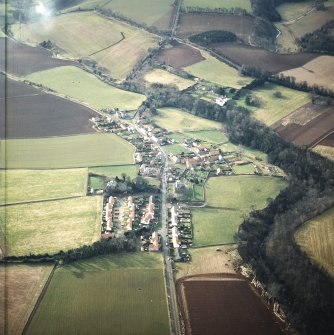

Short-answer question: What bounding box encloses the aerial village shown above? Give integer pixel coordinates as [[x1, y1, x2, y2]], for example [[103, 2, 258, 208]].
[[89, 101, 283, 263]]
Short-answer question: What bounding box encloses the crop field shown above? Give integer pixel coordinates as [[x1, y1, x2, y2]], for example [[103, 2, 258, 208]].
[[184, 56, 252, 89], [313, 145, 334, 161], [102, 0, 175, 30], [0, 75, 97, 139], [183, 0, 252, 12], [177, 274, 283, 335], [186, 129, 228, 143], [12, 12, 160, 80], [176, 13, 256, 42], [274, 105, 334, 147], [0, 264, 54, 335], [281, 56, 334, 91], [192, 208, 242, 246], [156, 41, 205, 68], [295, 207, 334, 278], [0, 133, 135, 169], [176, 245, 237, 279], [205, 176, 287, 210], [26, 253, 171, 335], [1, 196, 102, 256], [25, 66, 146, 111], [320, 132, 334, 147], [89, 164, 138, 179], [0, 37, 74, 76], [144, 68, 194, 90], [243, 82, 311, 126], [154, 107, 221, 132], [0, 168, 87, 205], [212, 42, 317, 73]]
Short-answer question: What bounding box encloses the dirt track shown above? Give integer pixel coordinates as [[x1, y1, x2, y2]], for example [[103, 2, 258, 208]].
[[176, 273, 283, 335]]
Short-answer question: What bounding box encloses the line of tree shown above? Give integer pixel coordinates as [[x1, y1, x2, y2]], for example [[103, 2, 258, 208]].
[[182, 6, 248, 16], [144, 87, 334, 334], [3, 236, 137, 264], [189, 30, 237, 46]]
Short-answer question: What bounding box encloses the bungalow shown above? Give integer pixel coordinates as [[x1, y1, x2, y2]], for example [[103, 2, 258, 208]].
[[172, 226, 181, 248], [171, 206, 178, 227], [141, 196, 155, 225], [126, 196, 135, 231], [149, 231, 159, 252], [135, 152, 143, 163], [105, 196, 115, 231]]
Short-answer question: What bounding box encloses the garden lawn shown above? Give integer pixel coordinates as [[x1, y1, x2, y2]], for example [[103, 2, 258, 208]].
[[0, 134, 135, 169], [26, 253, 171, 335], [154, 107, 221, 132], [25, 66, 146, 110], [1, 196, 102, 256], [205, 175, 287, 211], [184, 56, 252, 89], [0, 168, 87, 205], [192, 208, 242, 246]]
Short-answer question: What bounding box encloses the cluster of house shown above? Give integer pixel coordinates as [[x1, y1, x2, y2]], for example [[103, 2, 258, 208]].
[[125, 196, 135, 231], [168, 205, 192, 262], [141, 231, 161, 252], [101, 196, 116, 239]]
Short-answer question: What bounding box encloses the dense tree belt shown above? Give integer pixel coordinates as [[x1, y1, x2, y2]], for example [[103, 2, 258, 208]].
[[189, 30, 237, 46], [146, 87, 334, 334]]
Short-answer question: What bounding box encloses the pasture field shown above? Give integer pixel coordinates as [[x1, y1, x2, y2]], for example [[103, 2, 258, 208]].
[[89, 164, 138, 179], [25, 66, 146, 110], [275, 23, 300, 53], [313, 145, 334, 161], [102, 0, 175, 29], [205, 175, 287, 210], [176, 245, 237, 279], [0, 264, 54, 335], [213, 42, 316, 73], [0, 75, 97, 139], [26, 253, 171, 335], [186, 129, 228, 143], [0, 168, 87, 205], [0, 37, 74, 76], [164, 144, 191, 155], [1, 196, 102, 256], [277, 0, 334, 22], [12, 12, 160, 80], [283, 7, 334, 38], [295, 207, 334, 278], [144, 68, 194, 90], [156, 41, 205, 68], [0, 133, 135, 169], [243, 82, 311, 126], [192, 208, 242, 246], [193, 184, 205, 201], [233, 163, 255, 174], [154, 107, 221, 132], [280, 56, 334, 91], [184, 56, 252, 89], [177, 13, 256, 42], [177, 274, 283, 335], [183, 0, 251, 12]]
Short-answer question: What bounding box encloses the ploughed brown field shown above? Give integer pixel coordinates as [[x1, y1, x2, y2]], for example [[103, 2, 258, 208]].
[[273, 103, 334, 147], [176, 13, 256, 42], [0, 37, 74, 76], [156, 41, 205, 68], [177, 274, 283, 335], [212, 42, 317, 73], [0, 74, 97, 138]]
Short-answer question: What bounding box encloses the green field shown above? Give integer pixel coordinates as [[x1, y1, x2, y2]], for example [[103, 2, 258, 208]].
[[164, 144, 191, 155], [0, 169, 87, 205], [2, 196, 102, 256], [26, 253, 171, 335], [0, 134, 135, 169], [102, 0, 174, 29], [295, 207, 334, 278], [89, 164, 138, 179], [233, 163, 255, 174], [13, 11, 160, 80], [186, 129, 228, 143], [242, 83, 311, 126], [193, 184, 205, 201], [205, 175, 286, 210], [144, 68, 195, 90], [154, 107, 221, 132], [183, 0, 252, 12], [192, 208, 242, 246], [184, 56, 252, 89], [26, 66, 146, 110]]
